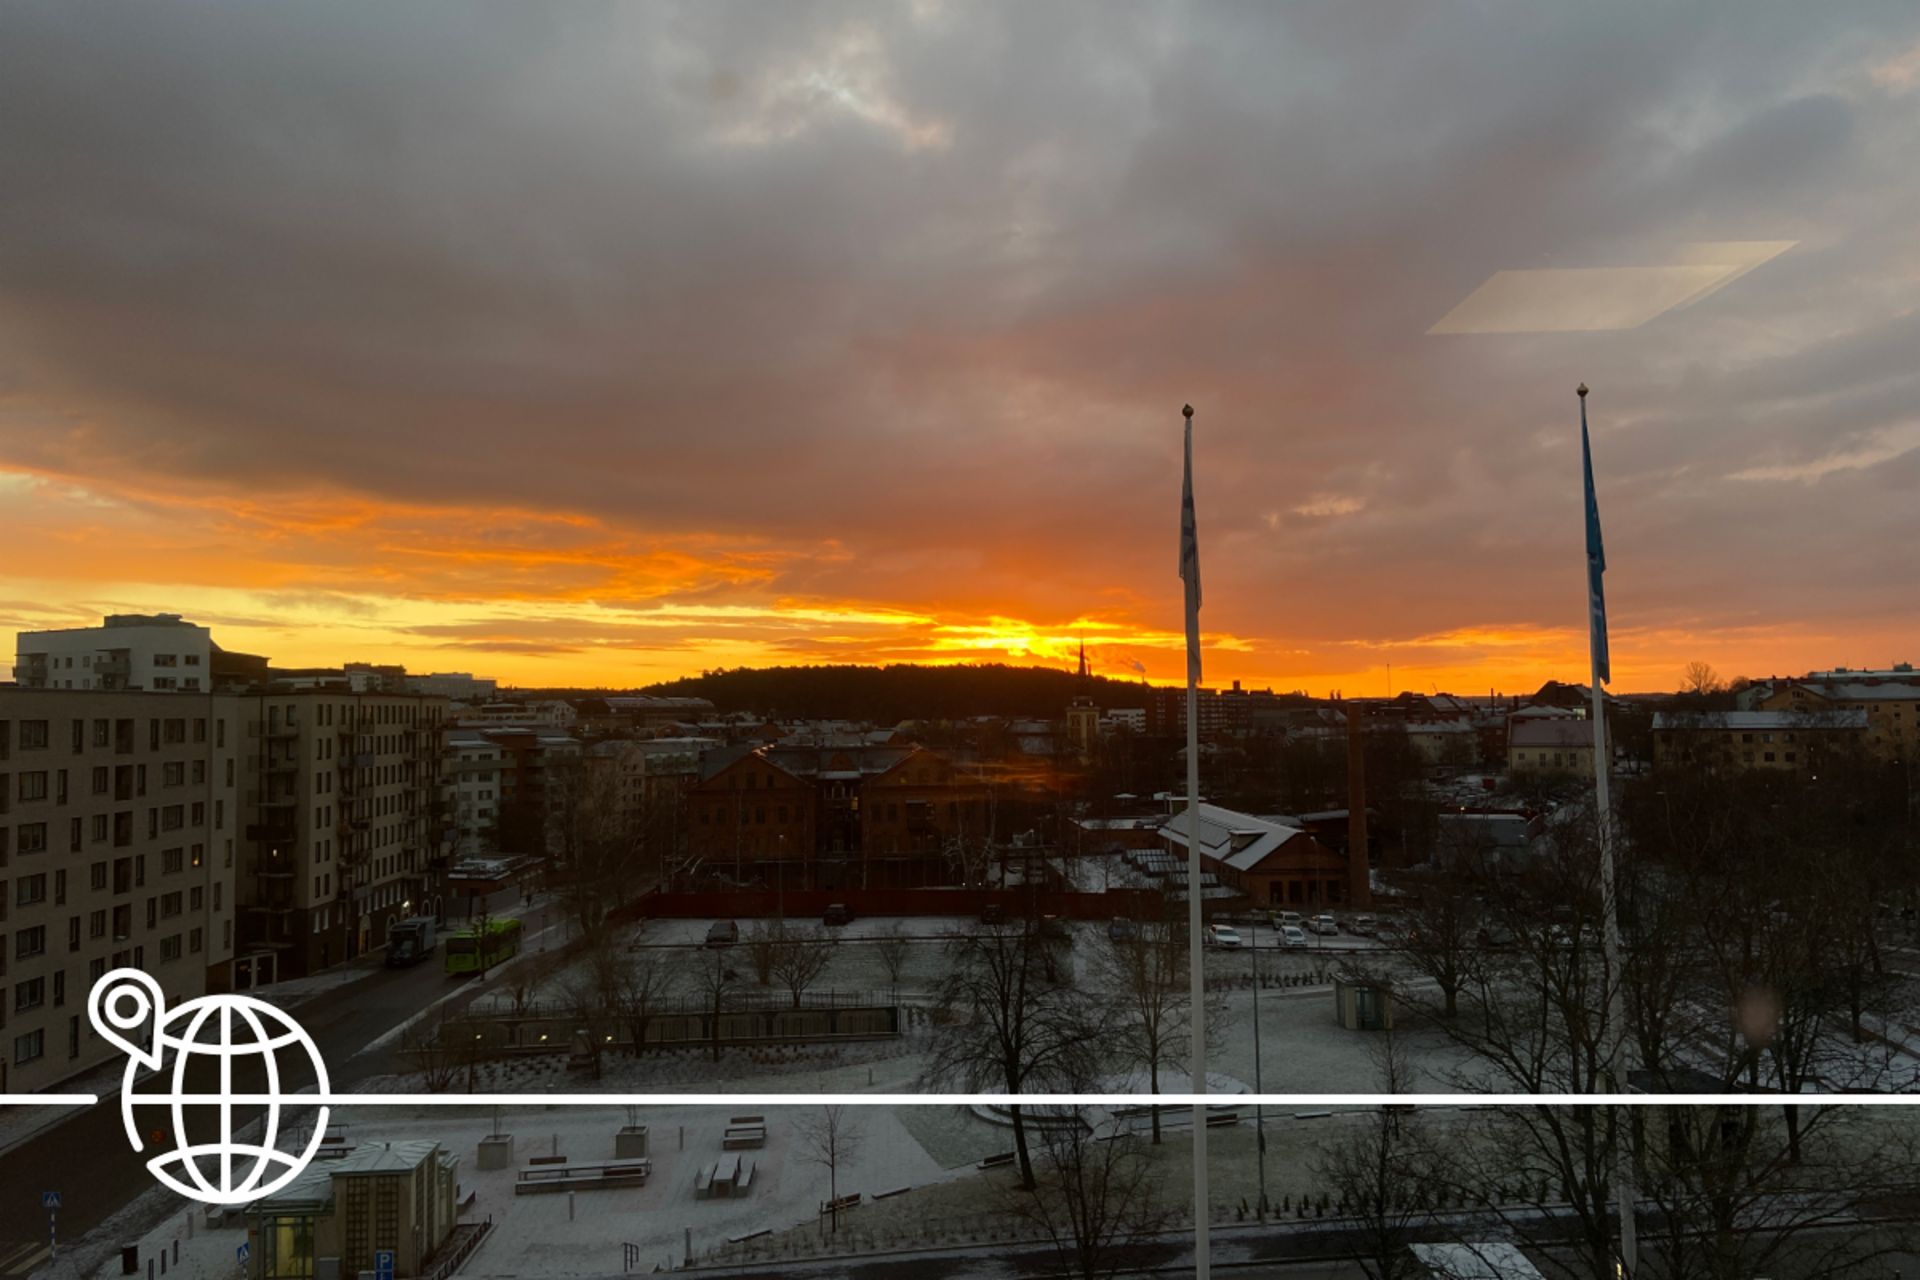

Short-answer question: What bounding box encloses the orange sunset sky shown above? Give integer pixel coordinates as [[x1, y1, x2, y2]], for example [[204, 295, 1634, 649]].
[[4, 6, 1918, 696]]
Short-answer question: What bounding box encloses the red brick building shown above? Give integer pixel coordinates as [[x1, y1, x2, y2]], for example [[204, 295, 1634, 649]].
[[686, 744, 989, 889]]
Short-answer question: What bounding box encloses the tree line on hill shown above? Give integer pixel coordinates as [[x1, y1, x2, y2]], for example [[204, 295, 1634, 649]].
[[642, 662, 1161, 722]]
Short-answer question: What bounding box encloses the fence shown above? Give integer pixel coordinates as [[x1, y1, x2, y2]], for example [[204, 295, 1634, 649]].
[[612, 885, 1161, 924]]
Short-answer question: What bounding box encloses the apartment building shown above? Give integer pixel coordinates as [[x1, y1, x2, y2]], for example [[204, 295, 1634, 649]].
[[445, 728, 506, 858], [1754, 680, 1920, 760], [0, 690, 242, 1093], [1651, 708, 1870, 773], [238, 688, 450, 981]]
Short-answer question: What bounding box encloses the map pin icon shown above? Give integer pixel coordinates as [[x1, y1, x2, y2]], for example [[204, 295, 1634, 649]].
[[88, 968, 167, 1072]]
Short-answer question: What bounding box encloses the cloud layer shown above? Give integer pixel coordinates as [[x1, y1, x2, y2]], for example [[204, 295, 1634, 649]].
[[4, 3, 1919, 692]]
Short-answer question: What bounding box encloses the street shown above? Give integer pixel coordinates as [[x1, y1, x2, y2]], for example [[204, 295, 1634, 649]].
[[0, 890, 564, 1277]]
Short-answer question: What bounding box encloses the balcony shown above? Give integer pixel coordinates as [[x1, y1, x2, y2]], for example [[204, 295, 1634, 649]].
[[246, 821, 298, 844]]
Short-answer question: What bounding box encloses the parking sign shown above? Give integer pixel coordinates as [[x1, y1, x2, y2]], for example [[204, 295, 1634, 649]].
[[375, 1248, 395, 1279]]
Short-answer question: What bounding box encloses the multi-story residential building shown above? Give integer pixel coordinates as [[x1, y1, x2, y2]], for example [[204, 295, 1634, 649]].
[[1507, 718, 1596, 776], [444, 728, 506, 858], [687, 744, 989, 889], [404, 671, 498, 701], [0, 690, 242, 1092], [1651, 708, 1869, 773], [1754, 680, 1920, 760], [13, 613, 266, 693], [237, 687, 450, 980], [471, 727, 582, 856]]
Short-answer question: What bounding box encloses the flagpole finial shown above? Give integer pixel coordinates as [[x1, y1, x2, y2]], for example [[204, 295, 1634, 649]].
[[1576, 383, 1589, 398], [1182, 404, 1194, 420]]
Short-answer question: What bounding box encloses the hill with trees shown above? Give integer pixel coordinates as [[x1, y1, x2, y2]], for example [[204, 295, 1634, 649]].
[[640, 663, 1157, 723]]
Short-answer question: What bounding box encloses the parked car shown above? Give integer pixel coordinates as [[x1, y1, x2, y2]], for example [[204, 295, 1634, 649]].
[[704, 920, 739, 948], [1204, 923, 1245, 948], [1350, 914, 1378, 937], [1039, 914, 1074, 944], [979, 903, 1007, 925], [1108, 918, 1140, 943], [1279, 925, 1310, 949], [822, 902, 854, 927], [1307, 914, 1340, 936], [1374, 925, 1402, 947], [1268, 910, 1304, 929]]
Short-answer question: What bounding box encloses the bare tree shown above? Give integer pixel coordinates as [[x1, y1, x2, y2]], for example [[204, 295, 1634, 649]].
[[1093, 917, 1192, 1144], [794, 1105, 865, 1237], [874, 932, 912, 990], [1681, 661, 1725, 697], [613, 946, 679, 1057], [770, 926, 835, 1008], [686, 947, 738, 1063], [1313, 1110, 1434, 1280], [1004, 1124, 1173, 1280], [399, 1003, 469, 1091], [925, 920, 1099, 1188]]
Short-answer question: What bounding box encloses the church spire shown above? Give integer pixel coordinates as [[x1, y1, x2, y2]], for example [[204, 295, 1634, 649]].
[[1077, 637, 1088, 682]]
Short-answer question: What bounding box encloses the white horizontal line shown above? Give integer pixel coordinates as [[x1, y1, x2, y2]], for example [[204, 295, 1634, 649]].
[[0, 1094, 97, 1105], [98, 1092, 1920, 1108]]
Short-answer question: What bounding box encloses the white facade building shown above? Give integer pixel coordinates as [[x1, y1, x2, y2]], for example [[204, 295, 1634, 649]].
[[15, 614, 214, 693]]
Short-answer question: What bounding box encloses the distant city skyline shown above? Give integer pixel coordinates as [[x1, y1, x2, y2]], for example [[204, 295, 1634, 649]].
[[6, 5, 1920, 695]]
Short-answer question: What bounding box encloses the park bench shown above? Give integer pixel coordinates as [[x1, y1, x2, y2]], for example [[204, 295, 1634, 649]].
[[1204, 1111, 1240, 1128], [977, 1151, 1017, 1171], [729, 1114, 764, 1126], [871, 1186, 911, 1201], [819, 1193, 861, 1217], [514, 1159, 651, 1194], [527, 1154, 568, 1166], [722, 1125, 766, 1149], [727, 1228, 773, 1245]]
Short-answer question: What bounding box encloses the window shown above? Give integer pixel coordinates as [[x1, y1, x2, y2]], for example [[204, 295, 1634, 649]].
[[16, 927, 46, 960], [89, 910, 105, 939], [160, 934, 183, 963], [16, 875, 46, 908], [189, 927, 203, 954], [91, 766, 108, 794], [14, 1028, 44, 1065], [161, 891, 183, 918], [163, 848, 184, 875], [163, 761, 185, 787], [90, 861, 106, 891], [17, 772, 47, 802], [18, 721, 48, 751]]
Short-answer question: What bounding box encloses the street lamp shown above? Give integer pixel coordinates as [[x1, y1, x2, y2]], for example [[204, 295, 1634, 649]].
[[1249, 916, 1268, 1220]]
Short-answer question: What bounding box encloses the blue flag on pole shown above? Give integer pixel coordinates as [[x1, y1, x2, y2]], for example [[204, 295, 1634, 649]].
[[1179, 408, 1202, 685], [1581, 389, 1610, 686]]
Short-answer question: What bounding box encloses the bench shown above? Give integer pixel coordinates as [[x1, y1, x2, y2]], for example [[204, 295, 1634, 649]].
[[457, 1189, 478, 1212], [696, 1154, 752, 1200], [729, 1114, 764, 1126], [1204, 1112, 1240, 1128], [727, 1228, 773, 1245], [871, 1186, 911, 1201], [527, 1154, 568, 1166], [820, 1193, 860, 1217], [977, 1151, 1017, 1171], [514, 1159, 651, 1194], [722, 1125, 766, 1150]]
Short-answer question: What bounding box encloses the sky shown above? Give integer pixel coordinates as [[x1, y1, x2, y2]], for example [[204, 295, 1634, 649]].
[[3, 3, 1919, 696]]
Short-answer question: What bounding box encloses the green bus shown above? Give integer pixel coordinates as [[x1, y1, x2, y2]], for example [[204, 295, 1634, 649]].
[[444, 917, 523, 975]]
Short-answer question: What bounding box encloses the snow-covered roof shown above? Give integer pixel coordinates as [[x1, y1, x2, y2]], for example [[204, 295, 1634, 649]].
[[1651, 709, 1869, 731], [1410, 1243, 1546, 1280], [1160, 803, 1315, 873], [1508, 719, 1594, 748]]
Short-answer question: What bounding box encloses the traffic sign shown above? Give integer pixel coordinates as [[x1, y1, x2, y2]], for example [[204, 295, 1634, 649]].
[[237, 1242, 250, 1263], [41, 1191, 60, 1210], [374, 1248, 395, 1279]]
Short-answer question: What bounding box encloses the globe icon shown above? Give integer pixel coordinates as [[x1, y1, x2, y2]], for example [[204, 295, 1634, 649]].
[[91, 970, 331, 1206]]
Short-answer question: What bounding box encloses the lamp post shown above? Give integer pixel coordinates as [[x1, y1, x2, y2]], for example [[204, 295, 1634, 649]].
[[1250, 920, 1268, 1220]]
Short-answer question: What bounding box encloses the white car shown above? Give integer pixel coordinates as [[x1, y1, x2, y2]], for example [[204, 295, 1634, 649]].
[[1279, 926, 1310, 949], [1204, 923, 1244, 949], [1307, 915, 1340, 936]]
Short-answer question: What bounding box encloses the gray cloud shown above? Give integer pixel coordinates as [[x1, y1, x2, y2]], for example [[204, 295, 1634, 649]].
[[3, 1, 1919, 665]]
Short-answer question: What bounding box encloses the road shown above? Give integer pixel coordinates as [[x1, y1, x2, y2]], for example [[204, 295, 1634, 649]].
[[0, 888, 567, 1278]]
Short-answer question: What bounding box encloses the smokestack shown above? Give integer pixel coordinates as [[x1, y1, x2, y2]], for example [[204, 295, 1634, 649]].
[[1346, 703, 1373, 907]]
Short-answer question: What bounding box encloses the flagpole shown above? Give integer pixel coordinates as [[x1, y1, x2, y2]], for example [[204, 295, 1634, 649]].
[[1581, 382, 1638, 1278], [1180, 402, 1210, 1279]]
